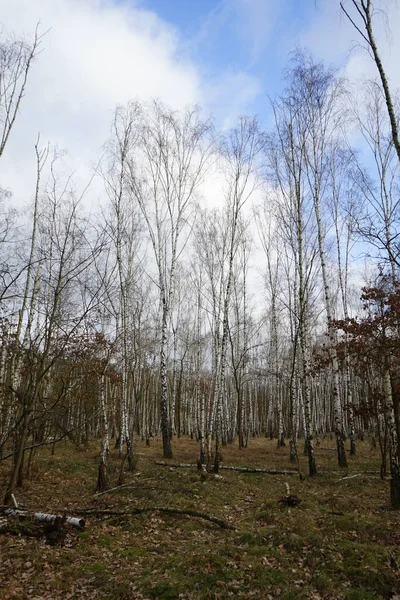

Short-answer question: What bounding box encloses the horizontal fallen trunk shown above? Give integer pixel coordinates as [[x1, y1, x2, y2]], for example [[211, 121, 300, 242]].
[[153, 461, 382, 478], [72, 506, 234, 530], [1, 509, 84, 546], [221, 465, 298, 475], [35, 512, 85, 529], [4, 508, 85, 529], [154, 461, 298, 475], [154, 461, 196, 469]]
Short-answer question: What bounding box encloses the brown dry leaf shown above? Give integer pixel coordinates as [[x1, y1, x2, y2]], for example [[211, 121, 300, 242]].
[[261, 556, 277, 567]]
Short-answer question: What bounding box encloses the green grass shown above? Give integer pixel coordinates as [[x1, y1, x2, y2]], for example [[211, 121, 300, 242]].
[[1, 436, 399, 599]]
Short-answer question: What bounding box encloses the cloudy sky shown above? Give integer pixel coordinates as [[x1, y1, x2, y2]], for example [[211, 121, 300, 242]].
[[1, 0, 400, 206]]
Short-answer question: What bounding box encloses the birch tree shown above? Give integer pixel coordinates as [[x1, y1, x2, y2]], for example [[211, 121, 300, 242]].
[[288, 53, 349, 467], [193, 207, 229, 465], [101, 105, 143, 472], [340, 0, 400, 162], [351, 81, 400, 276], [127, 100, 213, 459], [268, 94, 319, 476], [330, 148, 358, 455], [0, 26, 41, 159], [254, 204, 285, 447], [229, 233, 254, 449], [212, 117, 264, 471]]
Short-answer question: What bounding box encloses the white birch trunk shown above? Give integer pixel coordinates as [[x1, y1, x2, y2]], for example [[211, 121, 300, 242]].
[[383, 369, 400, 508]]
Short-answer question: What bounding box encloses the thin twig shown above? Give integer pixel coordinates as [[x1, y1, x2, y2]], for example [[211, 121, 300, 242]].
[[93, 476, 141, 498]]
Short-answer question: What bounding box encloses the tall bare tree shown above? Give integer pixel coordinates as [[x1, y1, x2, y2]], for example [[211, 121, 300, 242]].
[[286, 53, 349, 467], [340, 0, 400, 161], [212, 117, 264, 470], [268, 90, 320, 476], [101, 105, 143, 473], [350, 81, 400, 275], [126, 100, 214, 459], [0, 26, 41, 159], [4, 150, 102, 504]]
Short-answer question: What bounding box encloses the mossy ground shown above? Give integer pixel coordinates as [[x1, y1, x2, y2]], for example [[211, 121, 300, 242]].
[[1, 436, 399, 599]]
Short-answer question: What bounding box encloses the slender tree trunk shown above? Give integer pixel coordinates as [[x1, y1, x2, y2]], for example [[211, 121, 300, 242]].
[[4, 402, 31, 504], [313, 185, 347, 468], [341, 0, 400, 163], [383, 369, 400, 508], [97, 373, 110, 492], [160, 299, 173, 458]]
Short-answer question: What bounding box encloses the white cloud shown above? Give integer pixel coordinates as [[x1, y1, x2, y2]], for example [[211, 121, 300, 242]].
[[0, 0, 266, 210], [0, 0, 202, 205]]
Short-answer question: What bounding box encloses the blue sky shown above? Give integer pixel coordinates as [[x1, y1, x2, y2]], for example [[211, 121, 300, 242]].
[[131, 0, 354, 127], [0, 0, 398, 297], [1, 0, 400, 205], [139, 0, 315, 118]]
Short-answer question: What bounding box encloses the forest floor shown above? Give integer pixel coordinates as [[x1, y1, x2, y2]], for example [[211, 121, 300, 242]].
[[1, 436, 400, 600]]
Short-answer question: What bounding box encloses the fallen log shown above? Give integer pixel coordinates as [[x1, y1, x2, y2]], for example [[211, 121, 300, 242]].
[[4, 508, 85, 529], [35, 512, 85, 529], [221, 465, 297, 475], [154, 461, 298, 475], [1, 510, 84, 546], [154, 461, 195, 468], [72, 506, 235, 530]]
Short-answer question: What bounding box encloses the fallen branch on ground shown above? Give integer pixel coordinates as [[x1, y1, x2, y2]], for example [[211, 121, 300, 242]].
[[72, 506, 235, 530], [337, 473, 362, 481], [221, 465, 297, 475], [3, 508, 85, 529], [154, 461, 297, 475], [278, 482, 302, 507], [93, 475, 141, 498], [154, 461, 195, 468]]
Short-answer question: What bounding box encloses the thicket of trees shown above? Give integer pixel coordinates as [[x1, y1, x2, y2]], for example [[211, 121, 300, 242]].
[[1, 1, 399, 508]]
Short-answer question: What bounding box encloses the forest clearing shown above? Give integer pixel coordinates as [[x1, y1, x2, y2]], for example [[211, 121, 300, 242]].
[[1, 436, 399, 600]]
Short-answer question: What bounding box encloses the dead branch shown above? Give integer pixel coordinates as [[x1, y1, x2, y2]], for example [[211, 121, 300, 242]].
[[93, 474, 141, 498], [221, 465, 297, 475], [337, 473, 362, 481], [154, 461, 195, 468], [72, 506, 235, 530], [154, 460, 298, 475]]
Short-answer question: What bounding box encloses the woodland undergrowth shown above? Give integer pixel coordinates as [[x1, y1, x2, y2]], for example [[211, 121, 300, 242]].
[[0, 437, 399, 600]]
